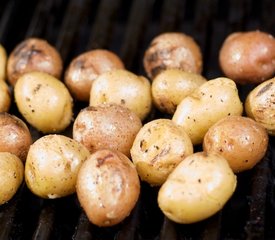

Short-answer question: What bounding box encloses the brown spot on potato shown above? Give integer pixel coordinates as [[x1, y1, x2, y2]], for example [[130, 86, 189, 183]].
[[151, 147, 171, 164], [96, 154, 114, 167], [256, 82, 273, 97]]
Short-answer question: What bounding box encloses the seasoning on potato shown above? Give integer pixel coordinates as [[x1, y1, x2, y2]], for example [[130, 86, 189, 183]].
[[7, 38, 63, 86], [25, 134, 90, 199], [76, 149, 140, 227], [0, 152, 24, 205], [245, 77, 275, 136], [130, 119, 193, 186], [14, 71, 73, 133], [158, 152, 237, 224], [65, 49, 125, 102], [203, 116, 269, 172], [89, 69, 152, 120], [0, 44, 7, 81], [219, 30, 275, 84], [172, 77, 243, 145], [0, 80, 11, 112], [73, 104, 142, 157], [152, 69, 207, 114], [143, 32, 203, 79]]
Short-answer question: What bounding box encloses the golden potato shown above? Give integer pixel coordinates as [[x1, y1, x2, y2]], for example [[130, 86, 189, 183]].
[[14, 71, 73, 133], [0, 44, 7, 81], [25, 134, 90, 199], [0, 81, 11, 112], [0, 152, 24, 205], [130, 119, 193, 186], [76, 149, 140, 227], [203, 116, 269, 172], [172, 77, 243, 145], [158, 152, 237, 224]]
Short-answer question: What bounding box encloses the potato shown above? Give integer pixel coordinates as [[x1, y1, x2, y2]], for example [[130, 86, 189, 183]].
[[0, 113, 32, 162], [73, 104, 142, 157], [152, 69, 207, 114], [0, 152, 24, 205], [0, 44, 7, 81], [130, 119, 193, 186], [143, 32, 203, 79], [65, 49, 125, 102], [245, 77, 275, 135], [7, 38, 63, 86], [14, 71, 73, 133], [203, 116, 269, 172], [25, 134, 90, 199], [158, 152, 237, 224], [0, 80, 11, 112], [76, 149, 140, 227], [219, 30, 275, 84], [172, 77, 243, 145]]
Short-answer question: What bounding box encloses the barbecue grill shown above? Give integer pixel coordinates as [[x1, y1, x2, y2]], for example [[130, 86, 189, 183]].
[[0, 0, 274, 239]]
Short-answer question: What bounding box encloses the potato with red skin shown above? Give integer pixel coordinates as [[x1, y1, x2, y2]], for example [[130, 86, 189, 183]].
[[76, 149, 140, 227], [219, 30, 275, 84]]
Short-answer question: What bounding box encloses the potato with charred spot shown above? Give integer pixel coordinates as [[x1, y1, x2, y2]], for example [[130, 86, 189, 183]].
[[0, 81, 11, 112], [0, 44, 7, 81]]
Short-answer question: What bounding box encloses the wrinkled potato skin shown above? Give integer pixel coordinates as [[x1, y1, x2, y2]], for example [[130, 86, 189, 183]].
[[245, 77, 275, 135], [14, 72, 73, 133], [65, 49, 125, 102], [0, 44, 7, 81], [152, 69, 207, 114], [219, 31, 275, 84], [25, 134, 90, 199], [172, 77, 243, 145], [143, 32, 203, 79], [0, 113, 32, 162], [7, 38, 63, 86], [76, 149, 140, 227], [73, 104, 142, 157], [158, 152, 237, 224], [130, 119, 193, 186], [0, 81, 11, 112], [203, 116, 269, 172], [0, 152, 24, 205], [89, 69, 152, 120]]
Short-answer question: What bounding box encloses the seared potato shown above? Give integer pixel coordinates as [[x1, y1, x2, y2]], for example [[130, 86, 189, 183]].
[[0, 44, 7, 81], [245, 77, 275, 135], [130, 119, 193, 186], [25, 134, 90, 199], [158, 152, 237, 224], [76, 149, 140, 227], [203, 116, 269, 172], [73, 104, 142, 157], [14, 71, 73, 133], [0, 81, 11, 112], [152, 69, 207, 114], [172, 77, 243, 145], [0, 152, 24, 205], [7, 38, 63, 86]]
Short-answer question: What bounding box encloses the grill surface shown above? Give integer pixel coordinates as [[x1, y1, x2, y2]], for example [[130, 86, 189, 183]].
[[0, 0, 275, 239]]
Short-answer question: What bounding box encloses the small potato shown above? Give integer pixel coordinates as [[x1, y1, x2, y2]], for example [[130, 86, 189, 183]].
[[130, 119, 193, 186], [143, 32, 203, 79], [203, 116, 269, 172], [152, 69, 207, 114], [65, 49, 125, 101], [7, 38, 63, 86], [89, 69, 152, 120], [245, 77, 275, 135], [25, 134, 90, 199], [172, 77, 243, 145], [0, 44, 7, 81], [14, 71, 73, 133], [219, 30, 275, 84], [0, 80, 11, 112], [73, 104, 142, 157], [0, 113, 32, 162], [158, 152, 237, 224], [0, 152, 24, 205], [76, 149, 140, 227]]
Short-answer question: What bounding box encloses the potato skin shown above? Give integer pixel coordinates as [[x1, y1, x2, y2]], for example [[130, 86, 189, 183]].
[[0, 81, 11, 112], [0, 44, 7, 81], [76, 149, 140, 227], [0, 152, 24, 205], [130, 119, 193, 186], [25, 134, 90, 199], [219, 30, 275, 84], [65, 49, 125, 101], [203, 116, 269, 172], [158, 152, 237, 224], [245, 77, 275, 135], [172, 77, 243, 145]]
